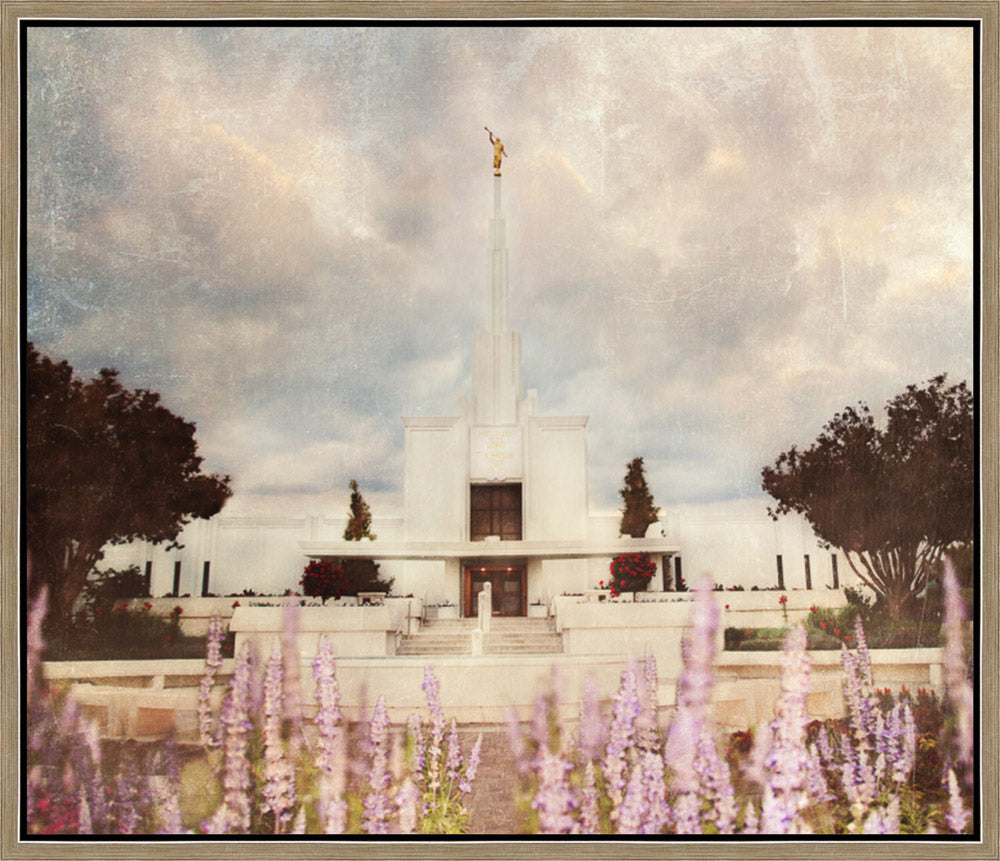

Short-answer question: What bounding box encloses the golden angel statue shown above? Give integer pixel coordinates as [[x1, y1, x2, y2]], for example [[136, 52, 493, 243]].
[[485, 127, 507, 175]]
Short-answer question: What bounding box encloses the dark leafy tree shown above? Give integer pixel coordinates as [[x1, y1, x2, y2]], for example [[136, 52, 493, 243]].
[[762, 375, 973, 621], [619, 457, 660, 538], [25, 343, 231, 632]]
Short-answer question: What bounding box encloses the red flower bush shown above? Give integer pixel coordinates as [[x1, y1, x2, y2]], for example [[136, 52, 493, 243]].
[[300, 560, 350, 603], [608, 553, 656, 597]]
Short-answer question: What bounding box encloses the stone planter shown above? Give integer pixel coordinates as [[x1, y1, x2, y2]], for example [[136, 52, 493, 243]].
[[425, 605, 459, 621], [527, 604, 549, 618]]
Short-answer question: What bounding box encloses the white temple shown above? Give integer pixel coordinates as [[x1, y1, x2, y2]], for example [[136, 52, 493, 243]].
[[102, 165, 850, 608], [300, 174, 678, 615]]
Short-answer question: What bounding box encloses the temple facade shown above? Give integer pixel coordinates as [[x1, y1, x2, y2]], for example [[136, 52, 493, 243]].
[[101, 171, 850, 608]]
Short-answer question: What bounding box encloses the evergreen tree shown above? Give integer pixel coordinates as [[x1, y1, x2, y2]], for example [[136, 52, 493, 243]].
[[343, 479, 375, 541], [619, 457, 660, 538], [339, 480, 392, 595]]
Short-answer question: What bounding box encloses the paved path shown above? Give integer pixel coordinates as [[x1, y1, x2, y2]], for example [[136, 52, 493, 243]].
[[462, 729, 524, 834]]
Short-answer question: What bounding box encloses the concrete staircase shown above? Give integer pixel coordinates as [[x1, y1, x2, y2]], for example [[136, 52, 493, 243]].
[[396, 617, 562, 656]]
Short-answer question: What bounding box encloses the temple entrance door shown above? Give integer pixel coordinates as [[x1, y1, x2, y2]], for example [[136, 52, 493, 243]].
[[464, 567, 526, 617]]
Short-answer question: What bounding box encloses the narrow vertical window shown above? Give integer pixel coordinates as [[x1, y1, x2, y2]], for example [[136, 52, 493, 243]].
[[831, 553, 839, 589], [776, 555, 785, 590], [172, 561, 182, 596], [201, 561, 212, 597], [144, 560, 153, 595], [675, 556, 684, 591], [804, 554, 812, 590]]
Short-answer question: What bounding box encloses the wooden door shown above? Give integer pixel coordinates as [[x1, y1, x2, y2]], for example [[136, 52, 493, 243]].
[[464, 567, 526, 617]]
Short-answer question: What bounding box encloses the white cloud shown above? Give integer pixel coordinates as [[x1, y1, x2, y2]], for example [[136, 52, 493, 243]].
[[26, 24, 976, 514]]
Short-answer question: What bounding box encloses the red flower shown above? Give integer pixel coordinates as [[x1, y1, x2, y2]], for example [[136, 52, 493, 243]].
[[232, 600, 241, 608], [778, 594, 788, 605]]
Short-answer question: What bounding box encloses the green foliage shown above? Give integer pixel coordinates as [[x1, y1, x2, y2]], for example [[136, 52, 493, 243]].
[[726, 601, 944, 652], [26, 343, 232, 633], [79, 565, 149, 617], [343, 479, 375, 540], [46, 599, 196, 660], [337, 479, 393, 595], [618, 457, 660, 538], [761, 375, 973, 621]]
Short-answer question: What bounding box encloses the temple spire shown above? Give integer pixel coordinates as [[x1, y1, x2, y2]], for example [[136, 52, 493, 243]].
[[471, 170, 522, 425], [489, 176, 509, 333]]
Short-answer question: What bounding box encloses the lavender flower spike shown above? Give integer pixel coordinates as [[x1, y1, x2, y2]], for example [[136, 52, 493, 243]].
[[760, 625, 815, 834], [531, 744, 576, 834], [311, 635, 347, 833], [262, 642, 296, 833], [204, 643, 254, 834], [664, 577, 718, 795], [198, 612, 225, 749], [363, 696, 392, 834], [942, 558, 973, 774], [946, 767, 971, 833], [460, 733, 483, 794]]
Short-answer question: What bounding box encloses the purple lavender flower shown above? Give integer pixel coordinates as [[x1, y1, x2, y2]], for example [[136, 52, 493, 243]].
[[311, 635, 347, 834], [945, 767, 971, 833], [942, 559, 973, 775], [759, 625, 815, 834], [576, 760, 600, 834], [459, 733, 483, 795], [636, 649, 660, 753], [407, 712, 426, 776], [603, 662, 640, 812], [395, 775, 421, 833], [741, 801, 759, 834], [203, 643, 253, 834], [616, 755, 646, 833], [695, 728, 737, 833], [664, 578, 718, 796], [150, 736, 184, 834], [115, 744, 141, 834], [531, 744, 576, 834], [198, 612, 225, 749], [577, 676, 606, 762], [672, 792, 702, 835], [446, 718, 462, 783], [363, 696, 392, 834], [262, 642, 295, 833], [506, 707, 530, 776], [862, 795, 901, 834], [422, 666, 446, 793], [280, 602, 304, 761]]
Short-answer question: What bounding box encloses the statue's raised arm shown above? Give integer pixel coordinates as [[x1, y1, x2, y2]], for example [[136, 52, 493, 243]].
[[485, 127, 507, 176]]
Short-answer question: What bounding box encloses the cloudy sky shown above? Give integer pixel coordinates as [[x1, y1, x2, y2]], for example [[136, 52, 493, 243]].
[[25, 24, 975, 517]]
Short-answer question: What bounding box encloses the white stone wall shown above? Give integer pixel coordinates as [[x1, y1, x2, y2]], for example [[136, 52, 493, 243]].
[[98, 498, 858, 601], [403, 418, 467, 541], [525, 417, 589, 541]]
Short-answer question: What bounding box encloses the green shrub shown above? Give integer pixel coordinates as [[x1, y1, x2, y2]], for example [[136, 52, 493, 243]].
[[46, 601, 200, 660], [79, 565, 149, 618]]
